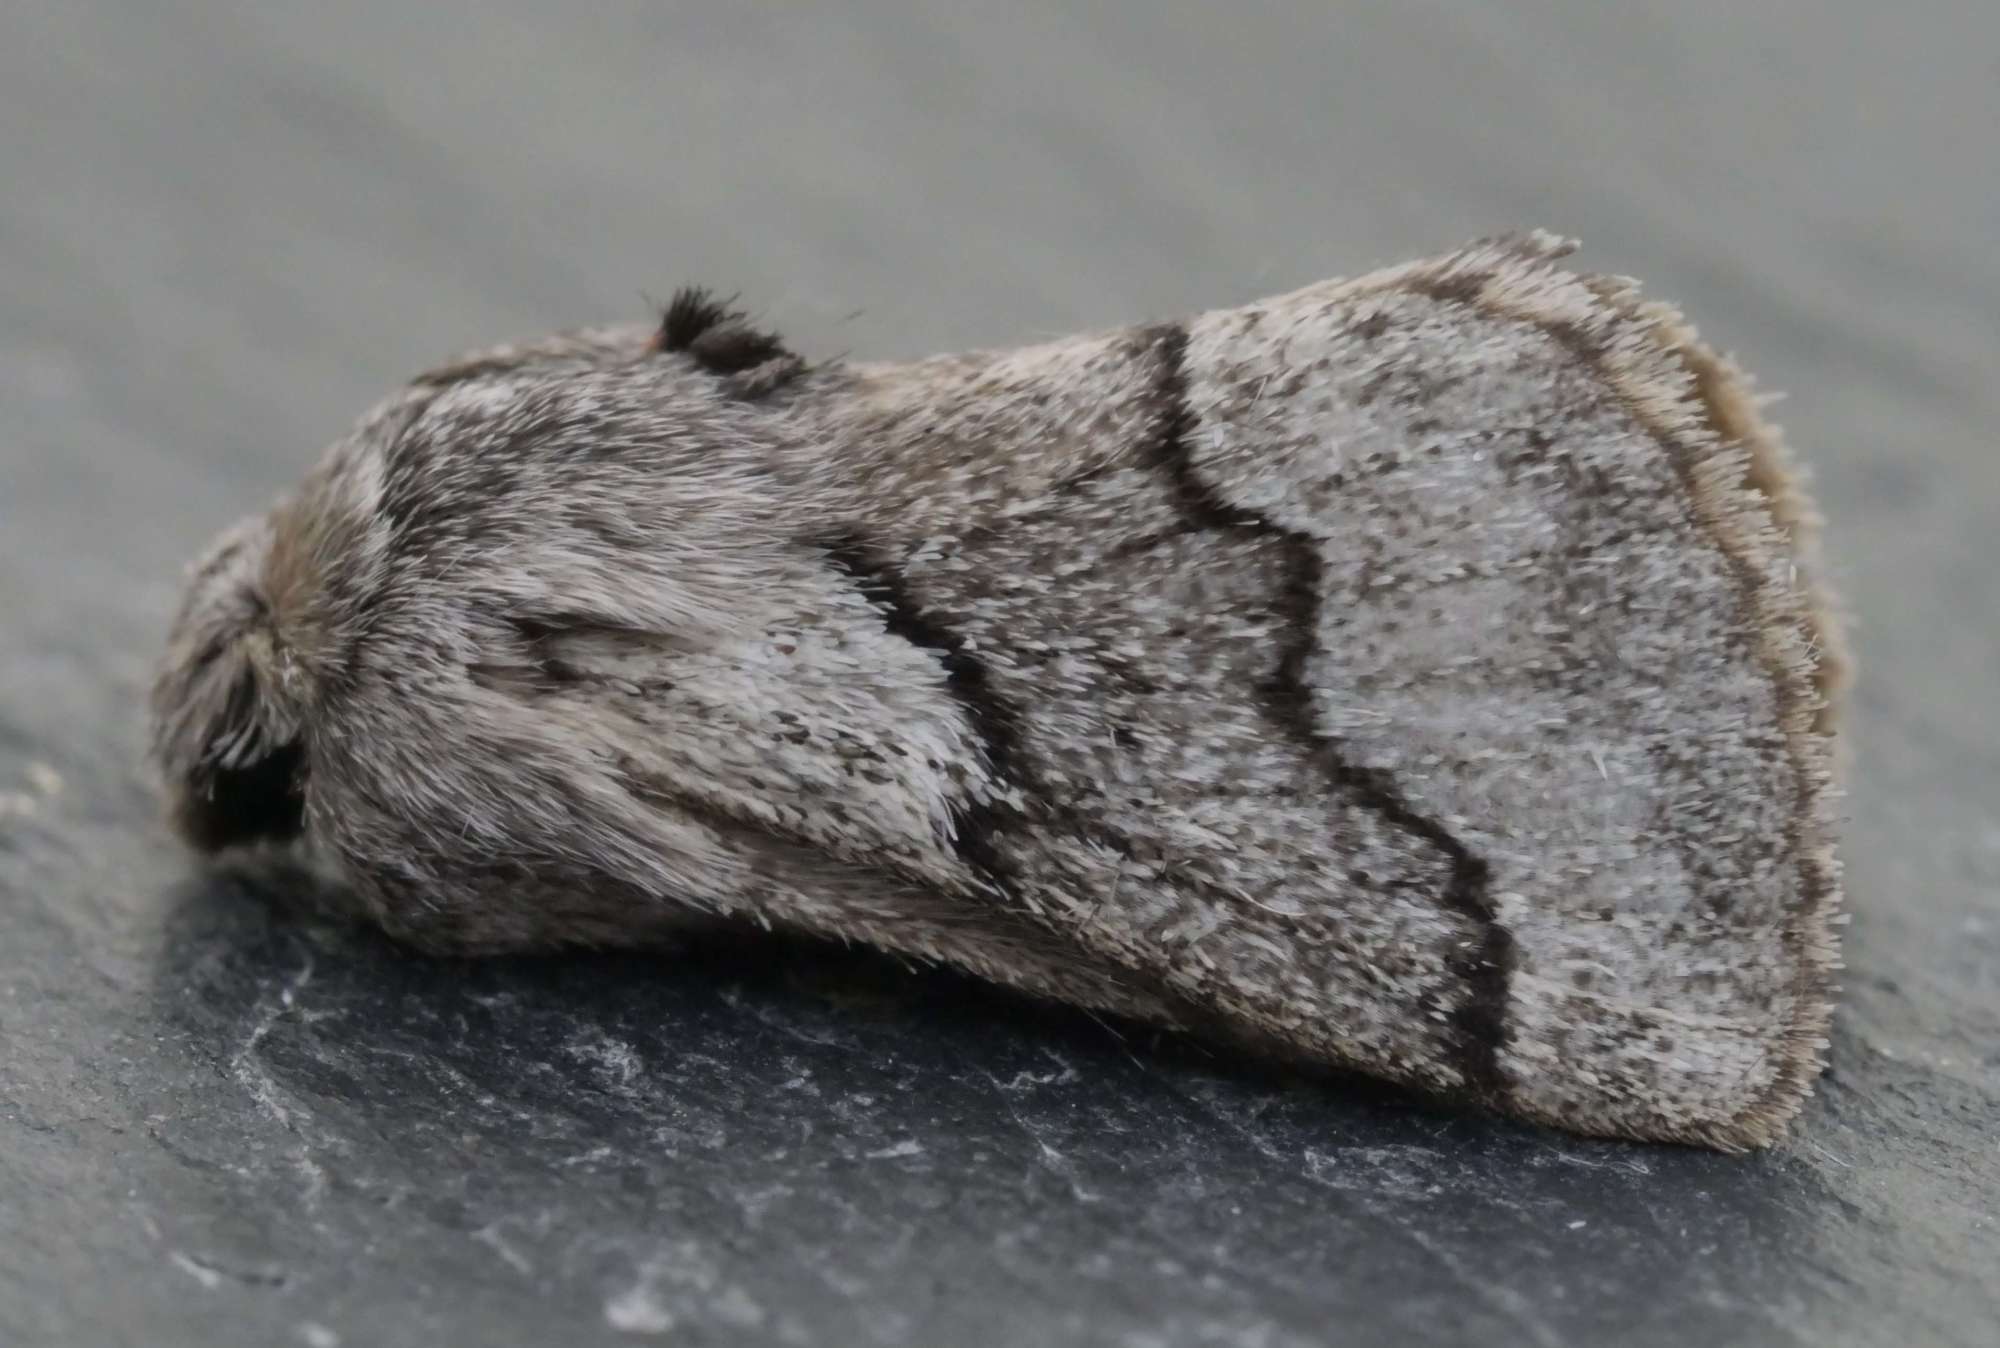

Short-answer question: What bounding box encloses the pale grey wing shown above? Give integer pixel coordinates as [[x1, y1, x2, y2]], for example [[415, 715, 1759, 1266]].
[[801, 235, 1842, 1148], [1177, 235, 1841, 1148], [797, 323, 1490, 1113]]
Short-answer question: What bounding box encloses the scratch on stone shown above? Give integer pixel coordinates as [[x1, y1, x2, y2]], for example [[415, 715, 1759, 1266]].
[[170, 1251, 224, 1289], [999, 1048, 1082, 1093], [474, 1220, 536, 1276], [744, 1001, 861, 1052], [1175, 1083, 1288, 1163], [233, 950, 317, 1131], [1535, 1142, 1651, 1177], [983, 1071, 1099, 1202], [1302, 1154, 1563, 1348], [228, 949, 341, 1218], [1396, 1224, 1565, 1348]]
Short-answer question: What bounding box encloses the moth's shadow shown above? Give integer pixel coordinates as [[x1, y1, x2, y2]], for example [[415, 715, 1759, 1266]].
[[145, 855, 1828, 1333], [148, 855, 1462, 1154]]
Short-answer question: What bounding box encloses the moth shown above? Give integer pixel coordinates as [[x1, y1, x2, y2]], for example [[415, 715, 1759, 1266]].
[[152, 232, 1845, 1150]]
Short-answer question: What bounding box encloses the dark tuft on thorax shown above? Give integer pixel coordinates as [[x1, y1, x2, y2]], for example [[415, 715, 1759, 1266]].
[[656, 287, 804, 395]]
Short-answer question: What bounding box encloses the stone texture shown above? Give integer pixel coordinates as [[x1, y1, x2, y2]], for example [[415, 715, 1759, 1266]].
[[2, 2, 1995, 1344]]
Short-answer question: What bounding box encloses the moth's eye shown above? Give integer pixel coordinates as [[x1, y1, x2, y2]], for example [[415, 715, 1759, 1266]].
[[190, 639, 228, 673]]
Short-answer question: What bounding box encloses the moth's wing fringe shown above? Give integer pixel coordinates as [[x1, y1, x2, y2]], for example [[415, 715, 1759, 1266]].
[[1340, 231, 1845, 1149]]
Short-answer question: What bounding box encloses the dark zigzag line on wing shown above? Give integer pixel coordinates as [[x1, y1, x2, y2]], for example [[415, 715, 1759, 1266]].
[[819, 536, 1212, 1033], [1138, 321, 1516, 1107], [1406, 265, 1834, 1137], [818, 534, 1035, 900]]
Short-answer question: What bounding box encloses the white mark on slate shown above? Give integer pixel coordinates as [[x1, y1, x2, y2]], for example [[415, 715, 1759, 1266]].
[[1535, 1143, 1652, 1177], [604, 1241, 764, 1337], [998, 1049, 1081, 1092], [1397, 1224, 1564, 1348], [710, 1284, 767, 1329], [169, 1251, 223, 1289], [566, 1031, 644, 1091], [474, 1220, 535, 1276], [605, 1281, 675, 1336], [234, 953, 318, 1131], [298, 1324, 341, 1348], [984, 1071, 1098, 1202], [295, 1152, 328, 1210], [866, 1139, 923, 1159]]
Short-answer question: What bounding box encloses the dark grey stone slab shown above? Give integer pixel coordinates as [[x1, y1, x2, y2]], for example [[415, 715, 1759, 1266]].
[[3, 3, 1995, 1344]]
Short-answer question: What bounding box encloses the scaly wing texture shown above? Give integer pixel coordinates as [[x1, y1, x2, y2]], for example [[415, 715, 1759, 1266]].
[[793, 233, 1842, 1148], [297, 234, 1839, 1148]]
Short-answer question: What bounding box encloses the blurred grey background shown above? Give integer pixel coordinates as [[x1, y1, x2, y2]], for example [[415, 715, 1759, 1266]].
[[2, 3, 1995, 1346]]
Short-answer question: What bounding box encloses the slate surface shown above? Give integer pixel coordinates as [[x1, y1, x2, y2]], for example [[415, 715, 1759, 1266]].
[[3, 4, 1996, 1345]]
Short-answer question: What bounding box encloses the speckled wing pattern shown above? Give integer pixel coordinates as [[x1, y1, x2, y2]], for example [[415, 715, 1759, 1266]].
[[155, 232, 1844, 1151], [773, 233, 1844, 1149]]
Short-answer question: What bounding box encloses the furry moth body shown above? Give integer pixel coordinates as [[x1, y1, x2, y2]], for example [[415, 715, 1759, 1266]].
[[152, 232, 1845, 1150]]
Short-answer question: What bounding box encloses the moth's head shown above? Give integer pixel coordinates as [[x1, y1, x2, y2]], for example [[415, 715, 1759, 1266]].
[[151, 512, 309, 853]]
